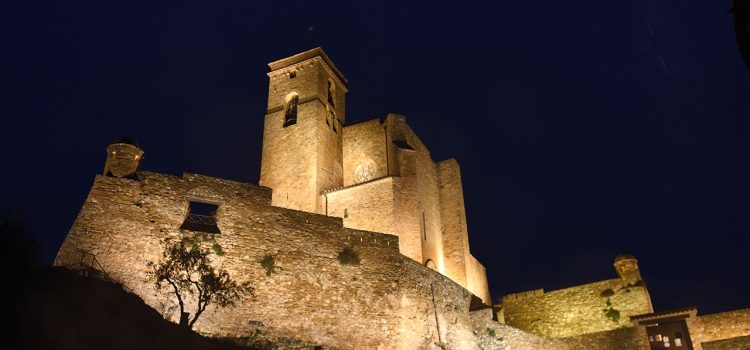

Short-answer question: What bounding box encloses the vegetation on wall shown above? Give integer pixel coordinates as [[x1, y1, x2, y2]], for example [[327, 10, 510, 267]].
[[604, 307, 621, 323], [337, 246, 360, 265], [486, 328, 496, 337], [183, 232, 225, 256], [260, 255, 276, 276], [148, 236, 254, 329], [600, 288, 621, 323]]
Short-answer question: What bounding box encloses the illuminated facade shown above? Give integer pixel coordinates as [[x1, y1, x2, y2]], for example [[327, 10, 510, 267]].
[[259, 48, 489, 304], [53, 48, 750, 349]]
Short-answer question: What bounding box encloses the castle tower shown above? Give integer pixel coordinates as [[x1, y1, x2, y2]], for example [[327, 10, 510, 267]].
[[103, 137, 143, 178], [259, 48, 348, 214], [614, 253, 643, 285]]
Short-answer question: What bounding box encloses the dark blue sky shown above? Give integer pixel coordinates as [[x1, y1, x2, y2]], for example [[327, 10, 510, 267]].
[[2, 0, 749, 314]]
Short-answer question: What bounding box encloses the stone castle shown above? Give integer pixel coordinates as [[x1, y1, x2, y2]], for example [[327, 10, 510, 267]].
[[55, 48, 749, 349]]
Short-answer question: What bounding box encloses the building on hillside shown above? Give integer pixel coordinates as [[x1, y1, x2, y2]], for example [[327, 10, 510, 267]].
[[497, 254, 750, 349], [258, 48, 489, 304], [500, 254, 654, 338], [54, 48, 749, 349]]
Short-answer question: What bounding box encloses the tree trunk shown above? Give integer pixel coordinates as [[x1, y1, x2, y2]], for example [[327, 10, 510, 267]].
[[180, 312, 191, 328]]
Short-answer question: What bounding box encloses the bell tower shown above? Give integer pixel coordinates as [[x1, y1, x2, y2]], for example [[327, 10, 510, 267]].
[[259, 48, 348, 214]]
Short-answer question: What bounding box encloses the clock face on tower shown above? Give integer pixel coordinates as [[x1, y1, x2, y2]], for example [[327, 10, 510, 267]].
[[355, 159, 377, 184]]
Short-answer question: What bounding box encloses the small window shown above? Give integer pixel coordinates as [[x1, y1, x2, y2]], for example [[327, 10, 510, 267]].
[[289, 71, 296, 79], [180, 201, 220, 233], [421, 212, 427, 240], [284, 93, 299, 127], [327, 79, 335, 107]]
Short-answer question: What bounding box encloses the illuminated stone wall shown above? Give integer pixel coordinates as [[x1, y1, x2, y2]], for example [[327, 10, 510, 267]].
[[324, 177, 398, 237], [52, 47, 750, 350], [341, 118, 388, 187], [260, 51, 346, 215], [471, 308, 571, 350], [54, 171, 499, 349], [437, 159, 469, 288], [556, 308, 750, 350], [466, 254, 491, 306], [501, 277, 653, 338], [398, 259, 478, 349], [690, 308, 750, 349], [321, 113, 491, 304], [560, 327, 648, 350], [258, 49, 490, 306], [702, 335, 750, 350]]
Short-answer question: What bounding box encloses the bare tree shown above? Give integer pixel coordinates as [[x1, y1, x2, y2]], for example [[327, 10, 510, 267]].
[[148, 236, 253, 329]]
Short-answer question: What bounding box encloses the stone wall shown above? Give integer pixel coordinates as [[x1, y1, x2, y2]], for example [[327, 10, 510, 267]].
[[260, 53, 344, 215], [692, 308, 750, 348], [389, 115, 446, 274], [398, 259, 477, 350], [466, 254, 491, 306], [54, 171, 496, 349], [502, 278, 653, 338], [341, 119, 387, 187], [260, 49, 490, 308], [437, 159, 469, 288], [550, 307, 750, 350], [561, 327, 649, 350], [330, 114, 491, 306], [701, 335, 750, 350], [470, 308, 571, 350], [324, 177, 397, 237], [436, 159, 491, 305]]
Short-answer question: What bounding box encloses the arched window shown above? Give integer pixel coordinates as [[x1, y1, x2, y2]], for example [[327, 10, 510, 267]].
[[327, 79, 335, 107], [425, 259, 437, 271], [284, 93, 299, 127]]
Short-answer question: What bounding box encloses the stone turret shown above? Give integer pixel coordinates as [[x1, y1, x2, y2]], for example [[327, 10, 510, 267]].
[[103, 137, 143, 178], [614, 253, 643, 285]]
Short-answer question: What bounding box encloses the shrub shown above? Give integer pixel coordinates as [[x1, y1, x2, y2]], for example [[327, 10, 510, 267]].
[[487, 328, 496, 338], [600, 288, 615, 298], [337, 247, 360, 265], [260, 255, 275, 276], [604, 308, 621, 323], [211, 242, 225, 256]]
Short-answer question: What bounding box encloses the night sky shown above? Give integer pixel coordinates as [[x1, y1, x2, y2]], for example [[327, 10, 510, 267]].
[[2, 1, 749, 315]]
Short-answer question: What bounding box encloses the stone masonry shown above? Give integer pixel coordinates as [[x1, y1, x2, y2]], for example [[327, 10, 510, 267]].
[[258, 48, 490, 305], [54, 48, 750, 349]]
